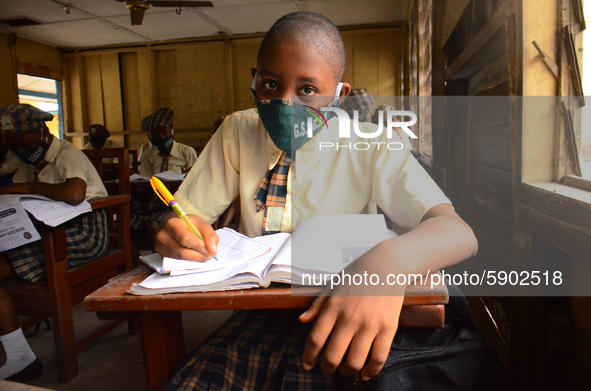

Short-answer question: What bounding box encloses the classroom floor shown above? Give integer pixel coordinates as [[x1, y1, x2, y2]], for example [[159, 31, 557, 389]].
[[0, 304, 232, 391]]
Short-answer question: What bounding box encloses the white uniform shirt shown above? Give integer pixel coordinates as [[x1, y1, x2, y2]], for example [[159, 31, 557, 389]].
[[4, 136, 108, 200], [176, 109, 451, 237], [140, 141, 197, 177]]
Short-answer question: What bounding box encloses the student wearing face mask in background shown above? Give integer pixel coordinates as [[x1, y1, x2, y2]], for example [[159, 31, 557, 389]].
[[139, 108, 197, 178], [83, 124, 122, 164], [83, 124, 121, 151], [0, 104, 109, 381], [130, 108, 198, 244]]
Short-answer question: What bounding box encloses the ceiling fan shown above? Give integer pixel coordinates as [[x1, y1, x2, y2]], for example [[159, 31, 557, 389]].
[[116, 1, 214, 26]]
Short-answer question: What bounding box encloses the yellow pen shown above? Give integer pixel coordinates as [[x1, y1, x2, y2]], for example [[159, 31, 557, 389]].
[[150, 176, 218, 261]]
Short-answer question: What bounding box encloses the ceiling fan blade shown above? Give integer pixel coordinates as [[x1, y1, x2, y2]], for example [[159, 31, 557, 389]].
[[147, 1, 213, 7], [129, 7, 146, 25]]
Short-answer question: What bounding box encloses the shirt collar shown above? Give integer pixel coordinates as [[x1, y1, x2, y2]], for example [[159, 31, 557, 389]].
[[43, 135, 60, 164], [159, 141, 180, 158]]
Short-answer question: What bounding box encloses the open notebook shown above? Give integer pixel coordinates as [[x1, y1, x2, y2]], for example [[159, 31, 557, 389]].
[[0, 194, 92, 251], [129, 214, 395, 295]]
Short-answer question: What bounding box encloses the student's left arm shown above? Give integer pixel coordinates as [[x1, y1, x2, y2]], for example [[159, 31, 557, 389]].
[[0, 177, 87, 205], [299, 203, 478, 381]]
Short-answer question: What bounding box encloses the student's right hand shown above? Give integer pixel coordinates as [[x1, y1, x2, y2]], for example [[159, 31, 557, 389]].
[[154, 211, 219, 262]]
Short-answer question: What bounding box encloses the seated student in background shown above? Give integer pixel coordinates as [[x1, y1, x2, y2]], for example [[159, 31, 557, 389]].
[[156, 12, 477, 390], [83, 124, 121, 164], [83, 124, 121, 151], [130, 107, 197, 241], [137, 140, 150, 165], [139, 107, 197, 177], [339, 87, 375, 123], [0, 104, 109, 381]]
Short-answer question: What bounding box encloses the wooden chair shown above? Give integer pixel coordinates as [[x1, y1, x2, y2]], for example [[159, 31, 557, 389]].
[[83, 148, 130, 196], [2, 194, 133, 381], [129, 149, 139, 174]]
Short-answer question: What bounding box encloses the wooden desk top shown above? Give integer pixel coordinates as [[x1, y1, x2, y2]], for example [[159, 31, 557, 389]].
[[85, 265, 448, 313]]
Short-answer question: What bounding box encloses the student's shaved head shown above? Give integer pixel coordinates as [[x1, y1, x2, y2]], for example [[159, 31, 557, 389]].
[[258, 12, 346, 83]]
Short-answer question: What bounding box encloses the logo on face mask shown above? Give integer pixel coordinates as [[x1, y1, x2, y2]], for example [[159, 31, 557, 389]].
[[151, 135, 174, 154], [252, 81, 343, 153], [14, 141, 49, 165]]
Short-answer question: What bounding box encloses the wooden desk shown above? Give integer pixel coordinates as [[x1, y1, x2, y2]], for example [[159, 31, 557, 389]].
[[85, 265, 448, 391]]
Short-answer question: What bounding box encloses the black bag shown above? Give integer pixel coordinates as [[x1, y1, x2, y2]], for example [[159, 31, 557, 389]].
[[335, 284, 520, 391]]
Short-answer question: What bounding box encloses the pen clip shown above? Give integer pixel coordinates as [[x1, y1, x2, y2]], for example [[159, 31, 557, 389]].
[[150, 177, 169, 207]]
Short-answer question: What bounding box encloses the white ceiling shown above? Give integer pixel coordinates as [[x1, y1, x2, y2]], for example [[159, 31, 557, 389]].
[[18, 74, 57, 94], [0, 0, 407, 49]]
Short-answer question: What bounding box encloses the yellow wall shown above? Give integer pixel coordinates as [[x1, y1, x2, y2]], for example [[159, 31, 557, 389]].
[[0, 32, 62, 116], [62, 27, 405, 151], [0, 33, 19, 108]]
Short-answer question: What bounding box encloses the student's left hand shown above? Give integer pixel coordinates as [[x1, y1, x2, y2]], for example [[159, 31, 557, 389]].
[[299, 242, 407, 382], [0, 183, 32, 195]]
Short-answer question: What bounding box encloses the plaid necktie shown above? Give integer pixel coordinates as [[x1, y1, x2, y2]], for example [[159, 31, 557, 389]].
[[32, 161, 48, 182], [254, 152, 294, 235], [160, 154, 170, 172]]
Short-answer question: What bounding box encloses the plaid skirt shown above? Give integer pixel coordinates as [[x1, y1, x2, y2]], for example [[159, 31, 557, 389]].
[[130, 196, 171, 231], [165, 310, 336, 391], [6, 209, 109, 282]]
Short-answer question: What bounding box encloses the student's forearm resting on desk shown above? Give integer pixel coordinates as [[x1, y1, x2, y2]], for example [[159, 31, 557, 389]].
[[0, 177, 87, 205], [153, 204, 478, 381]]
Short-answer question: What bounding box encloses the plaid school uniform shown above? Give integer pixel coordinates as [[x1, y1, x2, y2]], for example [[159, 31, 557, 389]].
[[129, 201, 170, 231], [254, 151, 294, 235], [6, 209, 109, 282], [166, 309, 334, 391]]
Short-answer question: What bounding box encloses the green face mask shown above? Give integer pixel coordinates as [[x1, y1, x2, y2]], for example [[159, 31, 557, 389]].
[[253, 82, 343, 153]]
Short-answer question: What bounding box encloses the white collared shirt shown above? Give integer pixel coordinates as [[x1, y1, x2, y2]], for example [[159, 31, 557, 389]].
[[176, 108, 451, 238], [140, 141, 198, 177], [5, 136, 108, 200]]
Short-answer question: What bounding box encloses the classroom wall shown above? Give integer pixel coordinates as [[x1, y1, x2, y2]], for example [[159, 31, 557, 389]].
[[0, 34, 18, 108], [0, 33, 62, 110], [61, 27, 405, 151]]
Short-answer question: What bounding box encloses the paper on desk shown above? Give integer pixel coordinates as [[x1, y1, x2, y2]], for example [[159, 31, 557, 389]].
[[20, 196, 92, 227], [0, 196, 41, 251], [140, 228, 272, 276], [130, 173, 149, 182], [131, 171, 186, 183], [141, 253, 224, 274], [154, 171, 186, 182]]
